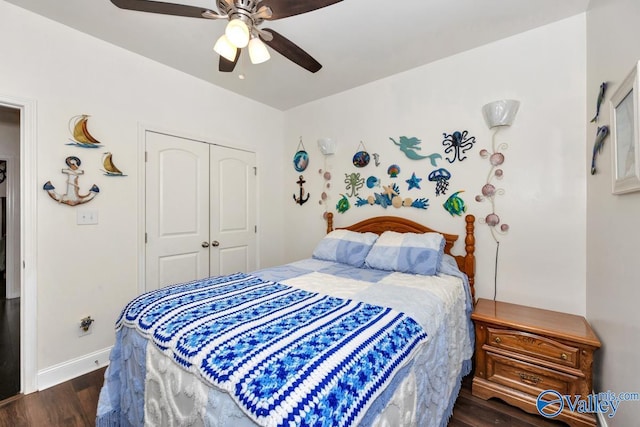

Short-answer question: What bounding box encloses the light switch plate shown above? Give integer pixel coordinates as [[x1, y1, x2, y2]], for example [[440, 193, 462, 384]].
[[77, 209, 98, 225]]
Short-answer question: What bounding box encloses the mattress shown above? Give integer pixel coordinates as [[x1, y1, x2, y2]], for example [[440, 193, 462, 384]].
[[96, 258, 473, 427]]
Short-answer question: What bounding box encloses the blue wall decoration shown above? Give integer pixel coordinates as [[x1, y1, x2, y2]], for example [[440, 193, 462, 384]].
[[366, 176, 380, 188], [352, 141, 370, 167], [427, 168, 451, 196], [442, 130, 476, 163], [293, 137, 309, 172], [355, 183, 429, 210], [590, 125, 609, 175], [443, 191, 467, 216], [590, 81, 608, 123], [405, 172, 422, 190], [389, 136, 440, 162]]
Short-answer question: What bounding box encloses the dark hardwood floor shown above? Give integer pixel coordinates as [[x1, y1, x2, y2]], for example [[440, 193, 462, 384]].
[[0, 366, 568, 427], [0, 276, 20, 402]]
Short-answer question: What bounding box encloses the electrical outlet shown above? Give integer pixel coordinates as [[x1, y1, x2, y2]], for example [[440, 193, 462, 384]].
[[77, 209, 98, 225], [78, 316, 94, 337]]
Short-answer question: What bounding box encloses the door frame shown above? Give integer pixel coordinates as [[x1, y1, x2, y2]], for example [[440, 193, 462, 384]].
[[138, 124, 258, 295], [0, 94, 38, 394]]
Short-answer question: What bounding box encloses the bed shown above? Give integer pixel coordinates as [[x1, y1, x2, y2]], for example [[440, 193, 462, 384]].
[[96, 214, 476, 427]]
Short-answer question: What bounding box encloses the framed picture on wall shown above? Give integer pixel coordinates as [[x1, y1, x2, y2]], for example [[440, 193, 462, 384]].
[[610, 61, 640, 194]]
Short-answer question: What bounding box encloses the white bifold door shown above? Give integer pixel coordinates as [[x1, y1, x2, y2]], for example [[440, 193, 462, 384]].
[[145, 131, 256, 291]]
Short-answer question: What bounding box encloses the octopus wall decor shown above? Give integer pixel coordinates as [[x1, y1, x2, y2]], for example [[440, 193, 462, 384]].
[[442, 130, 476, 163]]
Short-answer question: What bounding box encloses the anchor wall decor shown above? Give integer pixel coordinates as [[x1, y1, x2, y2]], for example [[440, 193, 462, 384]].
[[43, 156, 99, 206], [293, 175, 310, 205]]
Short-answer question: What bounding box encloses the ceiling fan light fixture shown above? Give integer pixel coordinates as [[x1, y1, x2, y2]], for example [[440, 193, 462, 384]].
[[214, 34, 237, 62], [248, 37, 270, 64], [225, 18, 250, 48]]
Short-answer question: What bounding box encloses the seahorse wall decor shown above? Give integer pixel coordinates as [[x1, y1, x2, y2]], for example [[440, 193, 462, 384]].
[[43, 156, 99, 206]]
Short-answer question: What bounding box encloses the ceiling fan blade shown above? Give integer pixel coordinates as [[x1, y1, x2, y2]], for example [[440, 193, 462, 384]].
[[110, 0, 219, 19], [219, 49, 241, 72], [260, 0, 342, 20], [260, 29, 321, 73]]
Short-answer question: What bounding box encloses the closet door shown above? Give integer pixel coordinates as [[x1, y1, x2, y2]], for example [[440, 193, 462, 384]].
[[209, 145, 256, 276], [145, 131, 210, 291], [145, 131, 257, 291]]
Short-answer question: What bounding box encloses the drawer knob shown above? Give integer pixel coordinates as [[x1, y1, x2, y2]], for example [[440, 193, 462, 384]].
[[494, 337, 501, 344], [561, 353, 568, 360]]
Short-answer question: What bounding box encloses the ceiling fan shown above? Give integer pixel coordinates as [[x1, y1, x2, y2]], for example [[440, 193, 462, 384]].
[[110, 0, 342, 73]]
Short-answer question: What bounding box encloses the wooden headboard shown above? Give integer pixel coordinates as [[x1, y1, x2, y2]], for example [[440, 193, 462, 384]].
[[326, 213, 476, 301]]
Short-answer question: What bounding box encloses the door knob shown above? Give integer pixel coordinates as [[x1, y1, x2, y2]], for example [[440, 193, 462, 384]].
[[201, 241, 210, 248], [211, 240, 220, 247]]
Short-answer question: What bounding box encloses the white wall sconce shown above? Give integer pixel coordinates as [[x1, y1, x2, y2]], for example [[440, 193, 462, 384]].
[[317, 137, 337, 155], [477, 99, 520, 299], [482, 99, 520, 128]]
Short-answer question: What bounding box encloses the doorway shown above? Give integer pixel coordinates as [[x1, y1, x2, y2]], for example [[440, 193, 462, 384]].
[[0, 106, 20, 401]]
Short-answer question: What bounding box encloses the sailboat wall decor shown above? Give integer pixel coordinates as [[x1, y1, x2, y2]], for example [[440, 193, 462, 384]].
[[43, 156, 99, 206], [67, 114, 102, 148], [101, 152, 127, 176]]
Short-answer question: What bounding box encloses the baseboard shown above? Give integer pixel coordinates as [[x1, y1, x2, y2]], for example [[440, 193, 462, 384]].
[[36, 346, 112, 391], [597, 410, 608, 427]]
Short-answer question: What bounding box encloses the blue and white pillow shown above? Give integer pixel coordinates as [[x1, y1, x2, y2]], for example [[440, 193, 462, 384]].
[[312, 230, 379, 267], [364, 231, 445, 275]]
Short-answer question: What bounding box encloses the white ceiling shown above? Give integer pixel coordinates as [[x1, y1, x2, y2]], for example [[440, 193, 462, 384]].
[[5, 0, 590, 110]]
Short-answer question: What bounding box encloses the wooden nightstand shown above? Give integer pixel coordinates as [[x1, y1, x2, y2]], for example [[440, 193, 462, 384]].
[[471, 298, 601, 427]]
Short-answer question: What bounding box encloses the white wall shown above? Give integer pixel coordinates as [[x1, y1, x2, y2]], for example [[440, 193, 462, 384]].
[[0, 0, 285, 384], [586, 1, 640, 425], [284, 15, 587, 316]]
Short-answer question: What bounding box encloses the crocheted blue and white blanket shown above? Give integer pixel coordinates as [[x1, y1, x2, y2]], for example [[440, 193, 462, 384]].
[[116, 272, 428, 427]]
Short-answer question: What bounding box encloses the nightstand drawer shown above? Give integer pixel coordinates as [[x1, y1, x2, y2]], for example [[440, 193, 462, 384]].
[[486, 327, 579, 369], [486, 352, 576, 397]]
